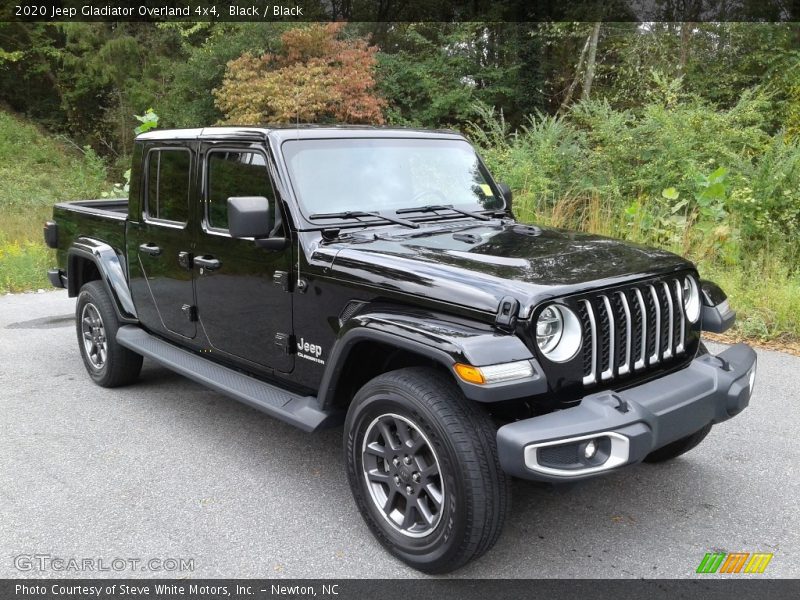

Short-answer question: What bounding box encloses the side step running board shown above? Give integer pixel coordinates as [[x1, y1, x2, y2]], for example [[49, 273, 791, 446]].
[[117, 326, 342, 432]]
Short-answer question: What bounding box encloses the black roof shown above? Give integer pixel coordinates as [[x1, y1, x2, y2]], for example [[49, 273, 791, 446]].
[[136, 125, 464, 142]]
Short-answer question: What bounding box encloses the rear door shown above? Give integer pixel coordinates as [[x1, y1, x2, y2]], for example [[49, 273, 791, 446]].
[[193, 143, 293, 372], [127, 143, 197, 339]]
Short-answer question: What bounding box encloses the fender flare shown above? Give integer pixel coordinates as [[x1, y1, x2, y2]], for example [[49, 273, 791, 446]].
[[317, 310, 547, 408], [67, 238, 137, 323], [699, 279, 735, 333]]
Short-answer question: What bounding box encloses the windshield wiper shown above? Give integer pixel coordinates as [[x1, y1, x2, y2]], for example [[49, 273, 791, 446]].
[[395, 204, 491, 221], [309, 211, 419, 229]]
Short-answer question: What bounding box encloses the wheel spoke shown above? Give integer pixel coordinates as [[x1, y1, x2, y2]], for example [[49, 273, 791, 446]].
[[394, 418, 413, 447], [83, 331, 93, 340], [401, 499, 417, 529], [408, 434, 427, 453], [423, 482, 443, 508], [377, 420, 400, 451], [415, 496, 436, 526], [365, 441, 388, 458], [366, 469, 391, 484], [382, 488, 398, 514], [421, 462, 439, 479]]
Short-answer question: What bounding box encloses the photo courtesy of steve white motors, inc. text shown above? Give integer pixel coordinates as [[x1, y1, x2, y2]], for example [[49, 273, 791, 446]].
[[14, 4, 306, 18], [13, 583, 340, 597]]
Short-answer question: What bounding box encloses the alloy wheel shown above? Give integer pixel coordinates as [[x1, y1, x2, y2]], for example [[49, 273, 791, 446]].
[[361, 413, 445, 538], [81, 302, 107, 369]]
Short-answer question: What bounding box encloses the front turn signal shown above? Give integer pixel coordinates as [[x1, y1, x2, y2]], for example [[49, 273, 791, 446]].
[[453, 360, 534, 385], [453, 363, 486, 384]]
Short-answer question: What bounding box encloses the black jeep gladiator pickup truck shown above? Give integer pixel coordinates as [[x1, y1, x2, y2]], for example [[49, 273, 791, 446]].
[[45, 126, 756, 573]]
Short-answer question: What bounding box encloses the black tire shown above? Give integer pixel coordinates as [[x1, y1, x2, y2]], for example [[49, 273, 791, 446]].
[[344, 367, 509, 574], [643, 423, 712, 463], [76, 281, 143, 387]]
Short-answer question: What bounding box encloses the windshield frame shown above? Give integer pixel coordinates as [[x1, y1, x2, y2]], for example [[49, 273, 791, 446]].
[[279, 135, 506, 230]]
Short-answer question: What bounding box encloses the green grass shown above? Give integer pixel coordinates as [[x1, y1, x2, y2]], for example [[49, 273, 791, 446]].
[[699, 257, 800, 342], [0, 111, 109, 292]]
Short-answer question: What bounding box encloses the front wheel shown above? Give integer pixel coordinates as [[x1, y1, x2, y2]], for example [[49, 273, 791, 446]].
[[76, 281, 142, 387], [344, 367, 509, 573]]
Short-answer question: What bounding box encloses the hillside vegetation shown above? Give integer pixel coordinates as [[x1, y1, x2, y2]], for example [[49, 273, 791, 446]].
[[0, 21, 798, 345], [0, 111, 108, 291], [473, 93, 800, 342]]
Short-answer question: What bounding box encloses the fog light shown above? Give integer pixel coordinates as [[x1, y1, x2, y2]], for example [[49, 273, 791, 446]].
[[524, 431, 631, 476], [584, 440, 597, 459]]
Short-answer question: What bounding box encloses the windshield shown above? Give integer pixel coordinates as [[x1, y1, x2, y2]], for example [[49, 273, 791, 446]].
[[282, 137, 504, 223]]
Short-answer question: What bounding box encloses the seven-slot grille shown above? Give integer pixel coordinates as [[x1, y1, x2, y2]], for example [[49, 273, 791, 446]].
[[575, 275, 690, 386]]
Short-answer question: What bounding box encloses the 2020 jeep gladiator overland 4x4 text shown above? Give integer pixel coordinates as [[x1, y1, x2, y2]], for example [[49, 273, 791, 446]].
[[45, 126, 756, 573]]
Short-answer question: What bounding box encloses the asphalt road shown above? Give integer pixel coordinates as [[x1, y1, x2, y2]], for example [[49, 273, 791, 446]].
[[1, 290, 798, 579]]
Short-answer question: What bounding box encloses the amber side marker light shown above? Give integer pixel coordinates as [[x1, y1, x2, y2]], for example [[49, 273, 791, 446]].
[[454, 363, 485, 384]]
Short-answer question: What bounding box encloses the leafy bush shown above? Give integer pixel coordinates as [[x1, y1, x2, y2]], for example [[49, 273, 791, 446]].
[[214, 23, 385, 125]]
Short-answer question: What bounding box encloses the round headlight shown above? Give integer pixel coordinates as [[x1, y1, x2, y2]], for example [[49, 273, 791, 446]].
[[536, 306, 563, 353], [683, 275, 701, 323], [536, 305, 582, 362]]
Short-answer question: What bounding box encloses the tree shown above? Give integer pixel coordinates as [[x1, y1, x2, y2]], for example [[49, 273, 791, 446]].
[[158, 22, 294, 128], [214, 23, 385, 125], [581, 22, 601, 101]]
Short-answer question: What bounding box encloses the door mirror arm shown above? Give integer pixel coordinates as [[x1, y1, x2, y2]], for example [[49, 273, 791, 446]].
[[254, 237, 288, 251]]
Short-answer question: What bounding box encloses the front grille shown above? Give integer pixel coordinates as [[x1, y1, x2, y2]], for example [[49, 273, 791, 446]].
[[578, 276, 688, 386]]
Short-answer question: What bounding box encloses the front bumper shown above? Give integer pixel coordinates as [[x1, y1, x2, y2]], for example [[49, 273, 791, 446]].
[[497, 343, 757, 482]]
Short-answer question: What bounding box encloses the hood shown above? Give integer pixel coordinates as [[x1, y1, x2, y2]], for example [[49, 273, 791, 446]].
[[312, 222, 694, 317]]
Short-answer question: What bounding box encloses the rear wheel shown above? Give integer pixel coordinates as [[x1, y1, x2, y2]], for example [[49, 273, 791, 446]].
[[344, 367, 509, 573], [76, 281, 142, 387], [643, 423, 712, 463]]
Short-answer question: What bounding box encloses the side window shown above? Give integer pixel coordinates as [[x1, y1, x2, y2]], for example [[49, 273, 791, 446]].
[[206, 151, 280, 233], [146, 149, 191, 224]]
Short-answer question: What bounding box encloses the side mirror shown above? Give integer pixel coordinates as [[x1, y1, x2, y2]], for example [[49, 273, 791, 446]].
[[497, 182, 513, 214], [227, 196, 271, 239]]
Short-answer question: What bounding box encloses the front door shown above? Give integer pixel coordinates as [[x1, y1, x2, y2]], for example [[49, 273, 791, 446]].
[[128, 145, 196, 339], [193, 144, 293, 372]]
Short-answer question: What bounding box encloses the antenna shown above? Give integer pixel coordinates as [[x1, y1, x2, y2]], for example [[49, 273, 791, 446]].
[[295, 92, 301, 289]]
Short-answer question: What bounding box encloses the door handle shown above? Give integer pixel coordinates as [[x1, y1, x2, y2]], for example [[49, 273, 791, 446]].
[[139, 243, 161, 256], [193, 256, 221, 271]]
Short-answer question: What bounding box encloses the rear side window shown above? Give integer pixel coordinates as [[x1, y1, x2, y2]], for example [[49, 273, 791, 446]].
[[206, 151, 277, 232], [146, 149, 191, 224]]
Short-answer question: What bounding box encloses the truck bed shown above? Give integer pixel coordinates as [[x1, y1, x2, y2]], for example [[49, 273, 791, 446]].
[[54, 198, 128, 219], [51, 198, 130, 275]]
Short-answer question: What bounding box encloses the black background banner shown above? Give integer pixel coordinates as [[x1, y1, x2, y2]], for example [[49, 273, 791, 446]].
[[2, 579, 800, 600], [1, 0, 799, 23]]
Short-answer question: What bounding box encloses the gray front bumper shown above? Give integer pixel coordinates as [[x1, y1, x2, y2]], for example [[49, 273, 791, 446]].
[[497, 343, 757, 482]]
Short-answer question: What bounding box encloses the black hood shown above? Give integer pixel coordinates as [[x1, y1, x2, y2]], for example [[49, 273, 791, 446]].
[[311, 222, 694, 317]]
